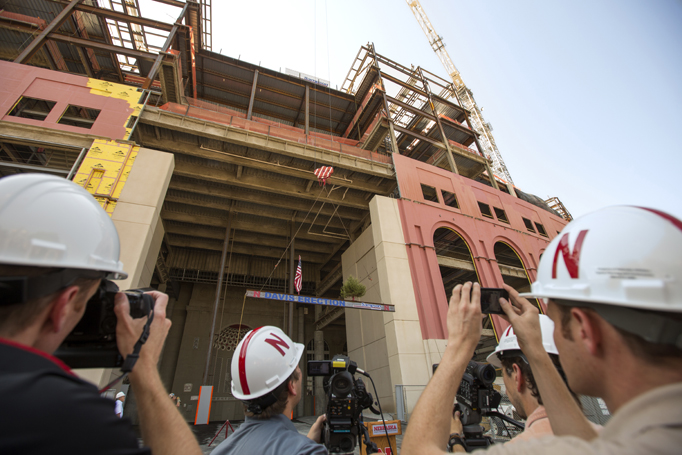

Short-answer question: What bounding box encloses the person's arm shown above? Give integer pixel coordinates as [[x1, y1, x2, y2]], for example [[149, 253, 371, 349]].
[[499, 285, 598, 440], [401, 282, 483, 455], [115, 291, 202, 455]]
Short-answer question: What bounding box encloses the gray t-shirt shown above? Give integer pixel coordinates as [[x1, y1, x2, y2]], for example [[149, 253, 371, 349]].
[[211, 414, 328, 455]]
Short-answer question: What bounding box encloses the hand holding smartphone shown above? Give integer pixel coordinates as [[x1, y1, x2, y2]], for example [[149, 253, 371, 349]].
[[479, 287, 509, 314]]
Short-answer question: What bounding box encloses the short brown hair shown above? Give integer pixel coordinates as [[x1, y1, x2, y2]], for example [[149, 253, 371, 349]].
[[499, 354, 569, 406], [243, 367, 301, 420], [553, 300, 682, 363], [0, 266, 97, 337]]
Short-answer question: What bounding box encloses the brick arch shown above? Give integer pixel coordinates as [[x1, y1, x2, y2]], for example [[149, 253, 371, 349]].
[[491, 235, 533, 270], [431, 220, 481, 259], [492, 240, 545, 314]]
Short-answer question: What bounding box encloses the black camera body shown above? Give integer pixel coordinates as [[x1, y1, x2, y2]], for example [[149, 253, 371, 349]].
[[308, 355, 374, 453], [54, 279, 154, 369], [455, 360, 501, 426]]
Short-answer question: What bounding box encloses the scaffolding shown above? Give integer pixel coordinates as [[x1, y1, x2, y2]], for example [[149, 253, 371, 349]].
[[342, 44, 504, 191]]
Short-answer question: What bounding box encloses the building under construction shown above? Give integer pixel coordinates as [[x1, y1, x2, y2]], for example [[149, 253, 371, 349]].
[[0, 0, 573, 422]]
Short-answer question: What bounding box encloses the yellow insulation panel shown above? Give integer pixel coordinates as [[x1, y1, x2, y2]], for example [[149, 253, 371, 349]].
[[74, 139, 138, 217]]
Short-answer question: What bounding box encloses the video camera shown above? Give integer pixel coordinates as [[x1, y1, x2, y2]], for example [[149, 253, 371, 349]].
[[308, 355, 380, 454], [55, 279, 154, 369], [434, 360, 523, 451]]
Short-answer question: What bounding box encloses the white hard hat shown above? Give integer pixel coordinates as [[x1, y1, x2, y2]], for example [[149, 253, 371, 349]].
[[231, 326, 304, 401], [116, 392, 125, 399], [487, 315, 558, 368], [521, 206, 682, 313], [0, 174, 126, 280]]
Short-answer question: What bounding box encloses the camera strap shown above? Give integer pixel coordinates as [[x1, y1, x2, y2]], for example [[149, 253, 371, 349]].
[[121, 309, 155, 373], [98, 309, 155, 393]]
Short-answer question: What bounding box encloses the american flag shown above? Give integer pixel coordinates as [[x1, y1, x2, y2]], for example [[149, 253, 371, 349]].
[[294, 255, 303, 295], [314, 166, 334, 186]]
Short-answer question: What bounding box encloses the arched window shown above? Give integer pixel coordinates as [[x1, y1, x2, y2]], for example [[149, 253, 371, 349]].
[[434, 227, 479, 294], [494, 242, 542, 311]]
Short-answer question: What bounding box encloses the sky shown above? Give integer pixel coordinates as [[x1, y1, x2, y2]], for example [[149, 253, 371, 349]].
[[140, 0, 682, 220]]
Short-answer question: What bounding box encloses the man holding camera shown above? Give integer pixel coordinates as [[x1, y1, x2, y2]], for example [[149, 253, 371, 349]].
[[0, 174, 202, 455], [403, 206, 682, 454], [212, 325, 328, 455]]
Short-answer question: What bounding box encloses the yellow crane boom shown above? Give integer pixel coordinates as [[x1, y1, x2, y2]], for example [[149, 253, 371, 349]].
[[406, 0, 514, 185]]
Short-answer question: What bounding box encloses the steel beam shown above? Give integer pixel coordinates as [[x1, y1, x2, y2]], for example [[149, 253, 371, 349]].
[[138, 139, 393, 194], [161, 211, 339, 244], [166, 177, 365, 222], [246, 70, 259, 120], [172, 160, 371, 210], [50, 0, 175, 31], [14, 0, 83, 64], [140, 107, 395, 179], [143, 3, 189, 89], [305, 84, 310, 136], [164, 192, 351, 231], [46, 33, 157, 61]]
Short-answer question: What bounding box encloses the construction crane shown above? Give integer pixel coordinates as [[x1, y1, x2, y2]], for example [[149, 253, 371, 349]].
[[406, 0, 514, 185]]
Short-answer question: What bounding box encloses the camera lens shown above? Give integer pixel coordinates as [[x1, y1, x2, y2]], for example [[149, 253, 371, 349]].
[[331, 371, 354, 396], [339, 435, 354, 452]]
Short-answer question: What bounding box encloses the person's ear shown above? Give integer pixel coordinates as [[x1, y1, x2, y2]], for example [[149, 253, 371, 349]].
[[512, 363, 524, 393], [46, 286, 80, 333], [287, 379, 298, 397], [572, 308, 602, 356]]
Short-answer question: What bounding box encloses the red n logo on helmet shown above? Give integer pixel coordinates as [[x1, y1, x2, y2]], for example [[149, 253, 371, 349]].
[[265, 333, 290, 356], [552, 230, 588, 279]]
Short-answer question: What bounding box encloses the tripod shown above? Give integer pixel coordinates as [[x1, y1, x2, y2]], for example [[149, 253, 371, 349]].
[[208, 419, 236, 447]]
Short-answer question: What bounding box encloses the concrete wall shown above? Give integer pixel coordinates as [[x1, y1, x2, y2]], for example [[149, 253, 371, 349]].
[[73, 147, 173, 391], [343, 196, 434, 414]]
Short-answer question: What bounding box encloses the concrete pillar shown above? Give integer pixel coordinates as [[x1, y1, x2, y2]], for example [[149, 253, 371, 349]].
[[296, 306, 305, 417], [314, 305, 325, 416]]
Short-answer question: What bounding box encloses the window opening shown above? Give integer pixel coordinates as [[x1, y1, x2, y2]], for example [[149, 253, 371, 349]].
[[57, 105, 101, 129], [441, 190, 459, 209], [535, 222, 548, 237], [522, 217, 536, 232], [494, 207, 509, 223], [421, 184, 439, 203], [8, 96, 56, 121], [494, 242, 543, 313], [478, 202, 493, 219]]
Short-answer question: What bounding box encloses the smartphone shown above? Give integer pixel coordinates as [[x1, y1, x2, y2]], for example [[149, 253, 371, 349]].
[[480, 288, 509, 314]]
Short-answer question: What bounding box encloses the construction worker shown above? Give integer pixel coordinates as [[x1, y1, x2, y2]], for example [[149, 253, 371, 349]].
[[402, 206, 682, 454], [115, 392, 126, 418], [0, 174, 202, 455], [211, 326, 328, 455]]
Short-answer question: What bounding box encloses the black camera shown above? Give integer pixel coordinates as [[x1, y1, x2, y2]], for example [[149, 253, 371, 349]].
[[454, 360, 501, 426], [308, 355, 377, 454], [54, 279, 154, 369]]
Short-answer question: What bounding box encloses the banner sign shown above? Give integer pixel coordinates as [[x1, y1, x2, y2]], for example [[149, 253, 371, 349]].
[[245, 290, 395, 312], [371, 422, 400, 435]]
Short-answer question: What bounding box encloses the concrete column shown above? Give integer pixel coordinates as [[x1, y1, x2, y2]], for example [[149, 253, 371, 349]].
[[314, 305, 325, 416], [296, 306, 305, 417]]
